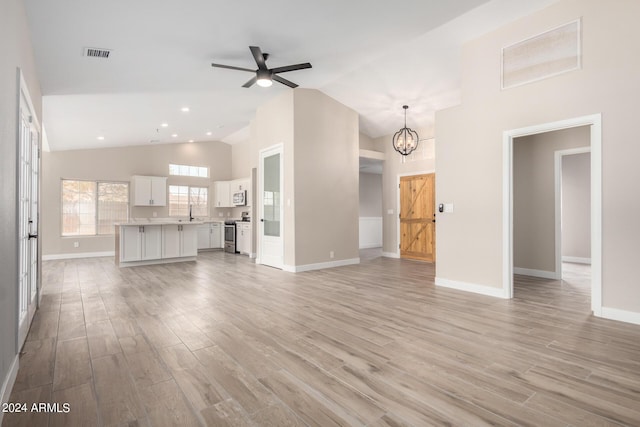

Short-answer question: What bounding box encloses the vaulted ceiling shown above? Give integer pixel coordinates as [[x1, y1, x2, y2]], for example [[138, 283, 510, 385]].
[[24, 0, 557, 151]]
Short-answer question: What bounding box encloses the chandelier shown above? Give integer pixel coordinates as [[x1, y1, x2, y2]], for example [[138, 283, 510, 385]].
[[392, 105, 419, 156]]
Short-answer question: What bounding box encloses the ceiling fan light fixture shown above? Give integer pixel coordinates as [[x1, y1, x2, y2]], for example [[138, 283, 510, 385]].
[[256, 70, 272, 87]]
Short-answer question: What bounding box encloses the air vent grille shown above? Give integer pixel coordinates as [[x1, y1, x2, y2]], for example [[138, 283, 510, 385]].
[[83, 47, 112, 59]]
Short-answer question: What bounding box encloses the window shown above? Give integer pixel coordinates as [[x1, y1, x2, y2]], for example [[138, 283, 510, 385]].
[[62, 180, 129, 236], [169, 185, 208, 217], [169, 163, 208, 178]]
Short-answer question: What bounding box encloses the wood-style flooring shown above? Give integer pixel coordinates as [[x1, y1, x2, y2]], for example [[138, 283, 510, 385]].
[[3, 250, 640, 426]]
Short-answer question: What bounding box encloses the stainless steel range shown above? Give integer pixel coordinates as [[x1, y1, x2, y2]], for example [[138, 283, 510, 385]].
[[224, 220, 237, 253]]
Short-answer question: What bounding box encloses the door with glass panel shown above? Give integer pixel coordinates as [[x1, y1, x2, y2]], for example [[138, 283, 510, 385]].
[[18, 84, 40, 349], [259, 145, 283, 268]]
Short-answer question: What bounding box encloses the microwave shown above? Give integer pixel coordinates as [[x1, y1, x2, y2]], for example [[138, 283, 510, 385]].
[[232, 190, 246, 206]]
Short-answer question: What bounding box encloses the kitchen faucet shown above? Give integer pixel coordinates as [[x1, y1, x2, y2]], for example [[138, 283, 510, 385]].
[[189, 204, 194, 222]]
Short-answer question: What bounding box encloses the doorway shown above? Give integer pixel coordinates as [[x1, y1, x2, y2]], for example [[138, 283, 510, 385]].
[[399, 173, 435, 262], [17, 71, 41, 349], [258, 144, 283, 269], [503, 114, 602, 316]]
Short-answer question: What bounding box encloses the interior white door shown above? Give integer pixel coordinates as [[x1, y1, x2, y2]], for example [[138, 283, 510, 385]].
[[259, 145, 283, 269], [18, 85, 39, 350]]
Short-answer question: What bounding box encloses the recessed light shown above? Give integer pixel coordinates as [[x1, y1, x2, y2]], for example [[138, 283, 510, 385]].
[[97, 136, 105, 140], [217, 125, 224, 129], [188, 139, 194, 143], [181, 107, 190, 112], [206, 131, 212, 136], [171, 133, 178, 138], [161, 123, 168, 127]]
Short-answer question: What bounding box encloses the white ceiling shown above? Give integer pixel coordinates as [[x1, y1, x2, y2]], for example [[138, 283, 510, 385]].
[[25, 0, 558, 151]]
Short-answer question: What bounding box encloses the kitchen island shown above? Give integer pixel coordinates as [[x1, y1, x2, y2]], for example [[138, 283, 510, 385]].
[[115, 220, 203, 267]]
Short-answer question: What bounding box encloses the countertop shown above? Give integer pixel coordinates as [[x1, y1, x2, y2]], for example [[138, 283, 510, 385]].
[[116, 219, 204, 226]]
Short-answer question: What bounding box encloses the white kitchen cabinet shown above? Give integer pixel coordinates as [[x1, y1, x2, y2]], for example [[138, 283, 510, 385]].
[[132, 175, 167, 206], [119, 225, 162, 262], [210, 223, 222, 248], [237, 222, 252, 255], [197, 224, 210, 249], [181, 224, 198, 257], [197, 222, 223, 250], [162, 224, 198, 258], [213, 181, 231, 207]]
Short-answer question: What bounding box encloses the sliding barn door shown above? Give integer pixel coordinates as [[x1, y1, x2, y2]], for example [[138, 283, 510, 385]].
[[400, 174, 435, 262]]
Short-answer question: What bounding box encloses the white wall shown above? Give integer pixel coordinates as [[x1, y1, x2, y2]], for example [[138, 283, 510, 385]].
[[436, 0, 640, 314], [562, 152, 591, 261]]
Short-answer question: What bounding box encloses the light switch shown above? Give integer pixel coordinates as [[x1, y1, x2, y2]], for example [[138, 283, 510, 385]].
[[444, 203, 454, 213]]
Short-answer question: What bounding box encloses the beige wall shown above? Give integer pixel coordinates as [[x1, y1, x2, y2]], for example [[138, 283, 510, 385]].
[[513, 126, 589, 272], [42, 141, 232, 256], [0, 0, 42, 409], [436, 0, 640, 312], [231, 139, 252, 179], [250, 91, 296, 264], [293, 89, 359, 266], [250, 89, 359, 268], [359, 172, 383, 217], [562, 152, 590, 259], [377, 129, 435, 255], [359, 133, 380, 151]]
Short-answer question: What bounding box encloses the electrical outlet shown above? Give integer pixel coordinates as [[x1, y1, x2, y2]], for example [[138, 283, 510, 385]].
[[153, 212, 157, 217], [329, 251, 334, 259], [73, 241, 79, 248], [218, 212, 223, 217]]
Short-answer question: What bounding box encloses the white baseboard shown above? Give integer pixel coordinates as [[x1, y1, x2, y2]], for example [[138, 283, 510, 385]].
[[283, 258, 360, 273], [562, 256, 591, 265], [42, 251, 114, 261], [359, 244, 382, 249], [599, 307, 640, 326], [0, 355, 19, 424], [513, 267, 559, 280], [435, 277, 509, 299], [382, 251, 400, 259]]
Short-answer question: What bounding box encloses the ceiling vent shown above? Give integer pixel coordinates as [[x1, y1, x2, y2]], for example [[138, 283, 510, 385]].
[[83, 47, 112, 59]]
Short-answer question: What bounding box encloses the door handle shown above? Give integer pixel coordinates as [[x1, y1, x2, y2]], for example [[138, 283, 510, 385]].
[[260, 219, 264, 222], [28, 233, 38, 239]]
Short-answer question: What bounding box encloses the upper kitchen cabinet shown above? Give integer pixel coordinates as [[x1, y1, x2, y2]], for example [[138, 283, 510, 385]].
[[213, 181, 231, 208], [132, 175, 167, 206]]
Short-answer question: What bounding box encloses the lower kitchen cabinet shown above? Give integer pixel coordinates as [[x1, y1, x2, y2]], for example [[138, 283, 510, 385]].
[[237, 222, 252, 255], [162, 224, 198, 258], [197, 222, 223, 250], [117, 223, 199, 267], [120, 225, 162, 262]]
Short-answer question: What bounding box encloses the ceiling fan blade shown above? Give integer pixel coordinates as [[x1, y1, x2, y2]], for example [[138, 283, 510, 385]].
[[270, 63, 312, 74], [249, 46, 268, 70], [273, 75, 298, 88], [211, 63, 255, 72], [242, 76, 257, 88]]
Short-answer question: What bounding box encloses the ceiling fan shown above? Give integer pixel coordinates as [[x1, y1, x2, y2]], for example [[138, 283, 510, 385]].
[[211, 46, 312, 89]]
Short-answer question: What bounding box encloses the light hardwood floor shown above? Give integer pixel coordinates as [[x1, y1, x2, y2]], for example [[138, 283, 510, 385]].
[[3, 251, 640, 426]]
